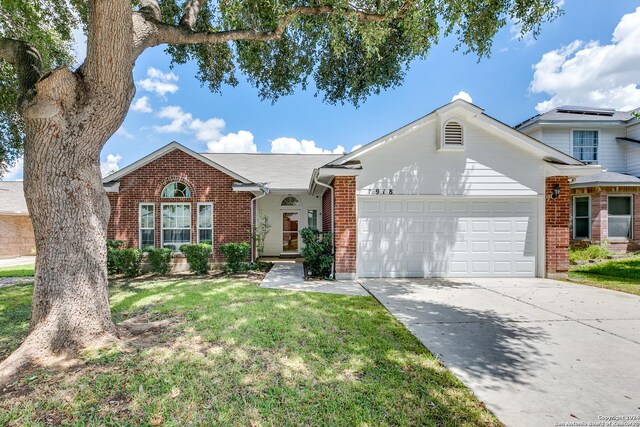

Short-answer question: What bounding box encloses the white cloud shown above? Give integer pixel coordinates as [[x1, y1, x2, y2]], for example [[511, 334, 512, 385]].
[[451, 91, 473, 103], [155, 105, 193, 133], [2, 158, 24, 181], [270, 137, 346, 154], [350, 144, 362, 152], [131, 96, 152, 113], [154, 105, 256, 152], [115, 126, 134, 139], [137, 67, 179, 97], [208, 131, 257, 153], [190, 118, 226, 142], [530, 7, 640, 113], [101, 154, 122, 177]]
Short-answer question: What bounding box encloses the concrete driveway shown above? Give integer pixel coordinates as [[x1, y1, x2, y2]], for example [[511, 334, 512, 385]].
[[362, 278, 640, 427]]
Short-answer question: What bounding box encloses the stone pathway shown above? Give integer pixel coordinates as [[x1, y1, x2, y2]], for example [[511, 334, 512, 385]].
[[260, 262, 368, 296]]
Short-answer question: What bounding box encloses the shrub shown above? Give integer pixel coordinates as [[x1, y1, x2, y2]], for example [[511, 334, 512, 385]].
[[300, 227, 333, 279], [180, 243, 212, 274], [253, 213, 271, 259], [106, 240, 142, 277], [119, 248, 142, 277], [219, 242, 250, 273], [569, 244, 611, 265], [107, 240, 124, 250], [147, 248, 173, 275]]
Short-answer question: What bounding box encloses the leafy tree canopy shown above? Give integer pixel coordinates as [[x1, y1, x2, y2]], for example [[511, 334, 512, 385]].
[[0, 0, 561, 173]]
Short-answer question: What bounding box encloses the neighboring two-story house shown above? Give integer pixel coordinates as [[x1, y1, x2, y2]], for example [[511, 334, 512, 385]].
[[516, 106, 640, 251]]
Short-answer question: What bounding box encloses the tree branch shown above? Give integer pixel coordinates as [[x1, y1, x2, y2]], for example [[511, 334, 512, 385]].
[[0, 38, 42, 111], [179, 0, 207, 30], [143, 5, 391, 50]]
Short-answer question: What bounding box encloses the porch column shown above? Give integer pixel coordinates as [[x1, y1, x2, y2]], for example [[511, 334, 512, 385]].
[[545, 176, 570, 276], [333, 176, 357, 279]]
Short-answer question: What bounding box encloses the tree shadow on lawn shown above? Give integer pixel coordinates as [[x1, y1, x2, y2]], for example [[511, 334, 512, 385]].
[[1, 278, 503, 426]]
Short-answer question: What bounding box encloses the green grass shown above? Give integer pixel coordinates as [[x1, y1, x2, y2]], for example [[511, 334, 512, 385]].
[[569, 257, 640, 296], [0, 263, 35, 277], [568, 244, 611, 265], [0, 278, 499, 426]]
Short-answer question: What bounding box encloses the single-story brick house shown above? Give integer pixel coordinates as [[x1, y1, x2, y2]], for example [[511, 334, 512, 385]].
[[0, 181, 36, 258], [103, 100, 604, 278]]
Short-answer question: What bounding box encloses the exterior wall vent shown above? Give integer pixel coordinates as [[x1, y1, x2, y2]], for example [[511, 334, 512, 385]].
[[444, 121, 463, 146]]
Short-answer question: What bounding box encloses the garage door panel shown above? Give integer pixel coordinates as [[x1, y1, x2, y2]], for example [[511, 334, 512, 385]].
[[357, 197, 537, 278]]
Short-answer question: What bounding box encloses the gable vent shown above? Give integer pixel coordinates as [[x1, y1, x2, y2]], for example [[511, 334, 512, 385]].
[[444, 121, 463, 145]]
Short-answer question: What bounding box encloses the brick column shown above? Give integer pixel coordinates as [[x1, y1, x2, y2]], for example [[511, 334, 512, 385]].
[[591, 191, 607, 243], [333, 176, 357, 279], [545, 177, 571, 276]]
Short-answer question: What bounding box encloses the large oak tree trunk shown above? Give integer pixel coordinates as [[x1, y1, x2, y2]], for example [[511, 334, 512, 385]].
[[0, 64, 134, 386], [24, 128, 115, 351]]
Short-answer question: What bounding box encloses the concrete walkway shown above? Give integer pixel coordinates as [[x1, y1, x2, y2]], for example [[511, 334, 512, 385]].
[[362, 277, 640, 427], [0, 256, 35, 268], [260, 262, 368, 296]]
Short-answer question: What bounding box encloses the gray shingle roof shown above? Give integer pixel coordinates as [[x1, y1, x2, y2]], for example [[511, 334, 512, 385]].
[[200, 153, 341, 191], [572, 172, 640, 188], [516, 105, 634, 130], [0, 181, 28, 214]]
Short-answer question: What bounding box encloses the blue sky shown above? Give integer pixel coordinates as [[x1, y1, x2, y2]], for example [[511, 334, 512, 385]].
[[5, 1, 640, 179]]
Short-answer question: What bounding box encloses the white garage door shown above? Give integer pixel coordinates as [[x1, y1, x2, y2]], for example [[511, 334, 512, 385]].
[[357, 197, 537, 278]]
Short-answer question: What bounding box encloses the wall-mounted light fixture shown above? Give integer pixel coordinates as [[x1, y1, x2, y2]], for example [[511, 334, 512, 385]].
[[550, 183, 561, 199]]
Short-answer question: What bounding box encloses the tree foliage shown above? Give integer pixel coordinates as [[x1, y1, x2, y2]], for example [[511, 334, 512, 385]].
[[0, 0, 561, 174]]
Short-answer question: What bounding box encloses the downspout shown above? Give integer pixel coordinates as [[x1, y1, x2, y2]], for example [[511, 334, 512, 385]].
[[313, 176, 335, 279], [250, 187, 268, 262]]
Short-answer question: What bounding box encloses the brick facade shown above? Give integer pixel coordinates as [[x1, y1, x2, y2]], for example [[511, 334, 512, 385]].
[[333, 176, 357, 278], [545, 176, 570, 276], [0, 215, 35, 258], [107, 149, 252, 262], [570, 186, 640, 252]]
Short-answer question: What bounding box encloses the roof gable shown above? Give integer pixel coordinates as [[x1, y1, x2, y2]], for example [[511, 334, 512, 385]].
[[102, 142, 253, 184], [330, 99, 583, 166]]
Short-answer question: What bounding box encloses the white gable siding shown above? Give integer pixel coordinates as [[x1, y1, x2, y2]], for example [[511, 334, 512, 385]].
[[532, 126, 627, 173], [355, 118, 544, 196], [625, 124, 640, 176], [628, 123, 640, 140], [626, 144, 640, 177]]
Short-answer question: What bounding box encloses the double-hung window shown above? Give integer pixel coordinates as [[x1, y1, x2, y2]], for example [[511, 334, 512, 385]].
[[139, 203, 155, 250], [572, 130, 598, 163], [573, 197, 590, 239], [162, 203, 191, 251], [608, 196, 632, 239], [197, 203, 213, 245]]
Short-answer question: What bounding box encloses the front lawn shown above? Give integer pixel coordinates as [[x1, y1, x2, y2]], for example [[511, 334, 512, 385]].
[[569, 257, 640, 296], [0, 277, 499, 426], [0, 264, 35, 277]]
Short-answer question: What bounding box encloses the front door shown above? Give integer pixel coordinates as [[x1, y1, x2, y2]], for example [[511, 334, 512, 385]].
[[282, 211, 300, 253]]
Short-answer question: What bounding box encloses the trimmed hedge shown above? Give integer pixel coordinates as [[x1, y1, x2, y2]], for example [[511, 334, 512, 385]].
[[219, 242, 249, 273], [147, 248, 173, 274], [180, 243, 212, 274]]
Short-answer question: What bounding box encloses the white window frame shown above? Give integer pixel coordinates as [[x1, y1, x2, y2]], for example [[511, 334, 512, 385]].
[[573, 196, 591, 240], [160, 202, 192, 251], [139, 203, 155, 250], [607, 195, 633, 241], [197, 202, 214, 244], [571, 129, 599, 164]]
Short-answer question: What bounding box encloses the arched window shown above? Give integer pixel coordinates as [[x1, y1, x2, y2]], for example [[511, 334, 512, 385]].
[[281, 196, 300, 207], [443, 120, 463, 146], [161, 182, 191, 198]]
